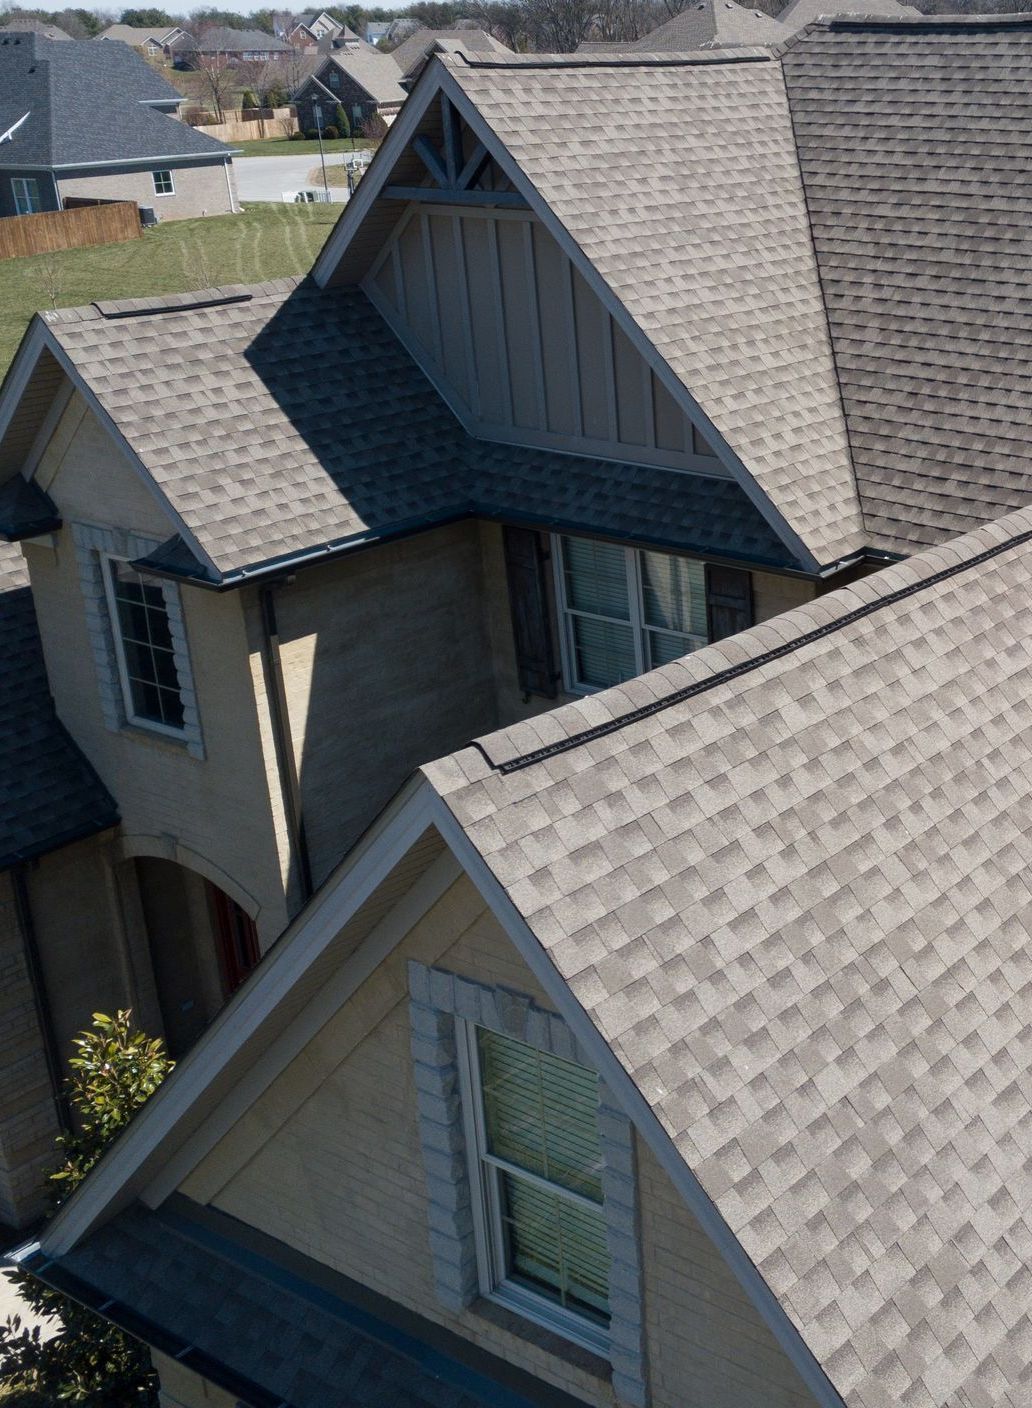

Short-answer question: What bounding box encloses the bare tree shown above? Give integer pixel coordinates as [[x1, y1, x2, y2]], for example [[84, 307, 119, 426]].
[[27, 250, 64, 312], [193, 39, 234, 123], [235, 56, 279, 132]]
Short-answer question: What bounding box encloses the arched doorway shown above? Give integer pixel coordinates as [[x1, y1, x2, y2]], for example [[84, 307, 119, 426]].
[[133, 858, 260, 1057]]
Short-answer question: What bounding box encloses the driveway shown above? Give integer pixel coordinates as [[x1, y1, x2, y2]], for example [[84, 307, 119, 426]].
[[234, 154, 351, 204]]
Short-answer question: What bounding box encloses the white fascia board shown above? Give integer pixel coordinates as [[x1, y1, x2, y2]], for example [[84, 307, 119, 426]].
[[0, 111, 29, 143], [30, 327, 221, 582], [312, 60, 819, 573], [425, 791, 847, 1408], [41, 776, 436, 1255]]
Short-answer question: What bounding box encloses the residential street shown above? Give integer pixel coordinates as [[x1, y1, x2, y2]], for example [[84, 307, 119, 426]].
[[234, 154, 350, 203]]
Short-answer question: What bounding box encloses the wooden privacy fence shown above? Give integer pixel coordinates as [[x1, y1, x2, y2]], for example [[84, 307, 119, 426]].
[[0, 201, 140, 260], [188, 107, 297, 143]]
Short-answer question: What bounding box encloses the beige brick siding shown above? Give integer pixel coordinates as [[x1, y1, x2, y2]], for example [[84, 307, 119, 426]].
[[153, 1353, 238, 1407], [26, 394, 290, 949], [752, 570, 816, 623], [184, 875, 817, 1407], [57, 160, 237, 221]]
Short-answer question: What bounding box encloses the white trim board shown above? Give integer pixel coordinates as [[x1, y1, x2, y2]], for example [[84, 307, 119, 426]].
[[39, 772, 844, 1408]]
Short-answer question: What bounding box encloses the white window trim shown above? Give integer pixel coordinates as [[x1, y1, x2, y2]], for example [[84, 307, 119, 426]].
[[455, 1017, 611, 1357], [552, 534, 707, 696], [101, 552, 188, 741], [11, 176, 40, 215], [152, 169, 175, 197]]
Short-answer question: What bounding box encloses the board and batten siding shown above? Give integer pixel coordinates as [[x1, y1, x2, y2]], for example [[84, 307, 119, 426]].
[[363, 206, 727, 476], [181, 873, 820, 1408]]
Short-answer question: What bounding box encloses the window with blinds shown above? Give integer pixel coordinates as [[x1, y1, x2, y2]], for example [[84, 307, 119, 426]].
[[556, 535, 708, 691], [459, 1024, 611, 1351]]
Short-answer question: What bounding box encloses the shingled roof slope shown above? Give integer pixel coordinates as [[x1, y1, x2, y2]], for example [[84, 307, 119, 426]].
[[322, 47, 407, 105], [0, 541, 118, 868], [782, 17, 1032, 553], [424, 505, 1032, 1408], [389, 27, 511, 78], [27, 280, 793, 580], [444, 55, 865, 566], [630, 0, 783, 51]]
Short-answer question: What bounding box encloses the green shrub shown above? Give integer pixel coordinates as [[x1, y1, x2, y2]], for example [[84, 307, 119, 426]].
[[240, 88, 258, 111], [0, 1012, 174, 1407], [289, 129, 307, 141], [335, 103, 350, 141], [305, 128, 320, 140], [322, 125, 339, 140]]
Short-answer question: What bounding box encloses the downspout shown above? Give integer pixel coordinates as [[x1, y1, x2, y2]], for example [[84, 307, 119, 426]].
[[258, 582, 313, 907], [223, 158, 237, 214], [11, 864, 71, 1132]]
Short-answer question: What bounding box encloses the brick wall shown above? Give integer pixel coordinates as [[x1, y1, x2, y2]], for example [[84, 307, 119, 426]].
[[56, 159, 237, 221], [186, 875, 819, 1407]]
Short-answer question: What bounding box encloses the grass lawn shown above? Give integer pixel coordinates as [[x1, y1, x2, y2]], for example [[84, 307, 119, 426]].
[[0, 203, 338, 378], [235, 137, 380, 158]]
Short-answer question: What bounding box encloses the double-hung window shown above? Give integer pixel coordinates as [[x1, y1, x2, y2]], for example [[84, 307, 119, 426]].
[[555, 534, 708, 692], [459, 1023, 610, 1353], [103, 556, 186, 734], [152, 169, 175, 197], [11, 177, 41, 215]]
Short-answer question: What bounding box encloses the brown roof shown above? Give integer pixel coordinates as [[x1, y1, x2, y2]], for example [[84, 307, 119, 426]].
[[425, 503, 1032, 1408]]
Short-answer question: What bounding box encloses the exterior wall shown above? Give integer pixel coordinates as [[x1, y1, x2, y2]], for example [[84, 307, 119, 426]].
[[57, 159, 237, 220], [153, 1353, 237, 1408], [297, 68, 400, 130], [752, 569, 815, 623], [364, 207, 727, 476], [0, 168, 60, 218], [26, 394, 290, 948], [261, 521, 500, 887], [183, 875, 818, 1408]]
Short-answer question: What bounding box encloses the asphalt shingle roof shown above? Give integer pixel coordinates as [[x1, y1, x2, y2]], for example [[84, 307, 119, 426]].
[[389, 27, 511, 78], [28, 280, 794, 580], [321, 48, 407, 105], [48, 1201, 581, 1408], [0, 540, 117, 868], [0, 32, 230, 166], [781, 17, 1032, 555], [777, 0, 919, 31], [423, 503, 1032, 1408], [444, 53, 865, 567], [171, 26, 291, 53], [629, 0, 783, 51]]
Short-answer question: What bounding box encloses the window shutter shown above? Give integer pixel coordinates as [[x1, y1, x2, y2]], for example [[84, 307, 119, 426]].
[[705, 565, 753, 643], [503, 526, 558, 699]]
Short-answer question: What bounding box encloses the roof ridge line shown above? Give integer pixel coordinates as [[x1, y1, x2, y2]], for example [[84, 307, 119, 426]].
[[471, 523, 1032, 776], [453, 50, 774, 68]]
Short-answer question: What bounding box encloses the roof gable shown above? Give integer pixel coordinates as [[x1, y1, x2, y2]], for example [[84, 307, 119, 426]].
[[631, 0, 783, 51]]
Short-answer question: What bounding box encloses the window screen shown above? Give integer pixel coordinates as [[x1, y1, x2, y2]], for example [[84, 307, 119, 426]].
[[105, 558, 185, 730]]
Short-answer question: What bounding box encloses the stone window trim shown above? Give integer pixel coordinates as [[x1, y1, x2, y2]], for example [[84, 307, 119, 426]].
[[73, 521, 204, 760], [407, 960, 649, 1408]]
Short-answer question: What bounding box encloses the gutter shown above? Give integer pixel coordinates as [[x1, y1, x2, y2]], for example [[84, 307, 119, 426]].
[[258, 582, 313, 908], [11, 865, 71, 1133]]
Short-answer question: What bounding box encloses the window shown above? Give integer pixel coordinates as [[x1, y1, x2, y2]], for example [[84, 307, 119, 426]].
[[11, 177, 41, 215], [152, 169, 175, 196], [209, 883, 260, 996], [555, 534, 707, 692], [459, 1023, 610, 1352], [103, 556, 186, 734]]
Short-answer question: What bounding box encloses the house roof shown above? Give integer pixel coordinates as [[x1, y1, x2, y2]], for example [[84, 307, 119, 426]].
[[0, 32, 230, 167], [171, 27, 291, 53], [439, 51, 865, 566], [777, 0, 919, 30], [95, 23, 178, 45], [0, 280, 792, 583], [419, 502, 1032, 1408], [30, 1198, 587, 1408], [388, 27, 511, 79], [630, 0, 783, 51], [780, 15, 1032, 553], [320, 48, 408, 105], [0, 18, 72, 40], [0, 539, 118, 869]]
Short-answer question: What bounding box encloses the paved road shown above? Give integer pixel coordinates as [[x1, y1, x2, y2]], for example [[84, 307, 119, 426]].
[[234, 153, 351, 204]]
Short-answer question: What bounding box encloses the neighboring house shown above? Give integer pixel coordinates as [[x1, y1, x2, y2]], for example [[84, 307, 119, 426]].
[[3, 20, 1032, 1408], [616, 0, 783, 49], [287, 9, 346, 46], [0, 34, 238, 220], [168, 27, 293, 67], [366, 19, 391, 44], [776, 0, 920, 28], [0, 18, 71, 40], [389, 26, 512, 83], [293, 47, 407, 133], [95, 22, 187, 56]]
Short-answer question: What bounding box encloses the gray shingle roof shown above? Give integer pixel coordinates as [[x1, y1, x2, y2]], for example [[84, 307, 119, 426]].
[[630, 0, 784, 51], [171, 26, 291, 53], [0, 540, 117, 868], [781, 17, 1032, 554], [0, 32, 230, 167], [0, 19, 72, 40], [26, 280, 795, 581], [444, 53, 865, 568], [42, 1200, 584, 1408], [389, 27, 511, 78], [321, 48, 407, 105], [423, 503, 1032, 1408], [95, 24, 178, 45], [776, 0, 918, 31]]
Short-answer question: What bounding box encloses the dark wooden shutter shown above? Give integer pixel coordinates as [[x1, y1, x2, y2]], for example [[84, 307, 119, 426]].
[[705, 565, 753, 643], [503, 525, 558, 699]]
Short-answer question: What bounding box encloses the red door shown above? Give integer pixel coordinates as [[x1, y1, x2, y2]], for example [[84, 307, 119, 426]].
[[209, 883, 260, 997]]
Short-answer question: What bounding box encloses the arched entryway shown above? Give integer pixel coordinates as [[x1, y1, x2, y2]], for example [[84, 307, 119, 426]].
[[133, 857, 260, 1057]]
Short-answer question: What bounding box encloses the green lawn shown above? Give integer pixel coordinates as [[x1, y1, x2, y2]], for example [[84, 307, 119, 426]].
[[235, 137, 380, 158], [0, 203, 338, 378]]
